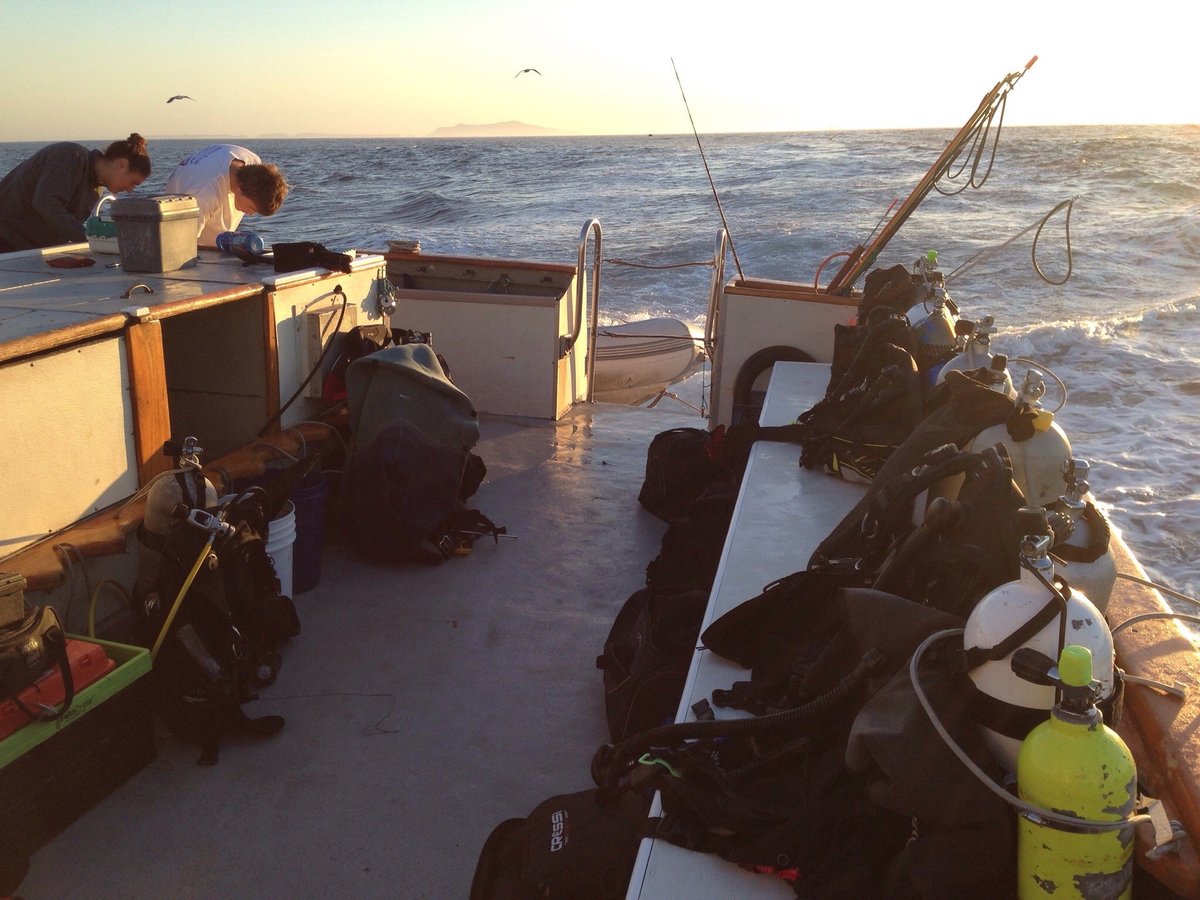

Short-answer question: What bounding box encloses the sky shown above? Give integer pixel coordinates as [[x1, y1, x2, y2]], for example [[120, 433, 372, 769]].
[[0, 0, 1194, 143]]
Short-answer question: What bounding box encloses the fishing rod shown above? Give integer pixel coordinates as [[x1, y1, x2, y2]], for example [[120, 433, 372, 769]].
[[671, 58, 745, 281], [825, 55, 1038, 296]]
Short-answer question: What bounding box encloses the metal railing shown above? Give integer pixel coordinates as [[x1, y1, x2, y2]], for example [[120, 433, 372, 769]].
[[569, 219, 603, 400], [703, 228, 727, 361]]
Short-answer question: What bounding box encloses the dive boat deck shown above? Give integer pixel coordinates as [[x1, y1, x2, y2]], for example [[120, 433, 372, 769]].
[[4, 242, 1200, 897], [17, 400, 700, 899]]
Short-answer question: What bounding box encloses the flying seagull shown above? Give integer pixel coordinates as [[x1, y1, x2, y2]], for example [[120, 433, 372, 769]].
[[514, 68, 541, 78], [166, 95, 195, 103]]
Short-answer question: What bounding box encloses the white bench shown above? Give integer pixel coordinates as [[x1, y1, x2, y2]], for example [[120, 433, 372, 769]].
[[626, 362, 867, 899]]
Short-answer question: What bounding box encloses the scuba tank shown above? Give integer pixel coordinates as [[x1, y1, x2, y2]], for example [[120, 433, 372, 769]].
[[1046, 458, 1118, 613], [935, 314, 1016, 397], [1015, 644, 1136, 898], [134, 437, 219, 600], [969, 368, 1072, 507], [904, 250, 959, 379], [962, 533, 1114, 773]]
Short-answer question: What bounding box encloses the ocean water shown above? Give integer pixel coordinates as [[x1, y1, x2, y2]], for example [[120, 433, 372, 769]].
[[2, 125, 1199, 602]]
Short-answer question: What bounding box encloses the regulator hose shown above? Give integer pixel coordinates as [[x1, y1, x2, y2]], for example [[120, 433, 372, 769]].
[[911, 628, 1158, 834]]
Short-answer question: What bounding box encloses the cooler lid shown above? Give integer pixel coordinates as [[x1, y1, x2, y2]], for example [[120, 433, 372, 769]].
[[0, 571, 26, 595], [110, 194, 200, 220]]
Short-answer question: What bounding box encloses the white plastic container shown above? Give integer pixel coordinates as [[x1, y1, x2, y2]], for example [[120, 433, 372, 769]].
[[265, 501, 297, 598]]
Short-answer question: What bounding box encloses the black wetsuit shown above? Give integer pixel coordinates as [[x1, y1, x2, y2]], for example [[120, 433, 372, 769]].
[[0, 143, 102, 251]]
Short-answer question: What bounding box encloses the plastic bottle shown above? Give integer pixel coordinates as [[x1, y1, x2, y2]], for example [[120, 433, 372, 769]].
[[216, 231, 266, 255]]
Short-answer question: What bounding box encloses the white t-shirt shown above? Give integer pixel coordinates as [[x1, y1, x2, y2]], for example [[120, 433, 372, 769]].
[[164, 144, 262, 246]]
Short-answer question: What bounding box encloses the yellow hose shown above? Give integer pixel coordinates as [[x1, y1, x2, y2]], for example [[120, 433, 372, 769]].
[[150, 533, 215, 661], [87, 578, 132, 638]]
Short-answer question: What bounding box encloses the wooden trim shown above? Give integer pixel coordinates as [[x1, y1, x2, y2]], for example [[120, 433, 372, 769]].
[[0, 314, 129, 365], [262, 290, 281, 435], [150, 284, 265, 319], [385, 249, 576, 275], [394, 288, 560, 309], [724, 278, 860, 307], [0, 284, 263, 366], [0, 419, 348, 591], [125, 319, 173, 485]]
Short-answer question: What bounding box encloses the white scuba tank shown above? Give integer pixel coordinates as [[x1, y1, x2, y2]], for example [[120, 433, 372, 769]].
[[935, 315, 1016, 398], [969, 369, 1072, 508], [135, 437, 219, 597], [1047, 458, 1118, 613], [142, 437, 218, 534], [964, 534, 1114, 773]]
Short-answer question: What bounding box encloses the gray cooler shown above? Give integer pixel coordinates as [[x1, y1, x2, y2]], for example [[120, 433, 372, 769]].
[[110, 194, 199, 273]]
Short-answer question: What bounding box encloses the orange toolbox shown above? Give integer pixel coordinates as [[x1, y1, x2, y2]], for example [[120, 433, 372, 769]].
[[0, 638, 116, 740]]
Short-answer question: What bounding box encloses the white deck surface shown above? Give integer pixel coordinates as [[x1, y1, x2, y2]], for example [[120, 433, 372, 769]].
[[17, 400, 702, 899]]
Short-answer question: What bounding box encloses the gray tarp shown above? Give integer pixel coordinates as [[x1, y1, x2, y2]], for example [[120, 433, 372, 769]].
[[346, 343, 480, 451]]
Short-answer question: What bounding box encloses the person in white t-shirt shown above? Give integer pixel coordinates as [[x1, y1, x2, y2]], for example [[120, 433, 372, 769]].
[[164, 144, 289, 246]]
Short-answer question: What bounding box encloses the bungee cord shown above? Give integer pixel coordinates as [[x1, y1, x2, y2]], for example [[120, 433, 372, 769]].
[[935, 88, 1008, 196]]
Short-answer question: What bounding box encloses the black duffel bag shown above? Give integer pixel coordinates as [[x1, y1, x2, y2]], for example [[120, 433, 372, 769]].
[[0, 605, 74, 722]]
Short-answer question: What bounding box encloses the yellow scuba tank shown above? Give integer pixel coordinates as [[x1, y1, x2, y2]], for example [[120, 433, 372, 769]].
[[1015, 644, 1136, 899]]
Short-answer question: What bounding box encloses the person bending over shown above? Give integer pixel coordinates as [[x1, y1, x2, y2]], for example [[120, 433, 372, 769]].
[[165, 144, 288, 247], [0, 133, 150, 252]]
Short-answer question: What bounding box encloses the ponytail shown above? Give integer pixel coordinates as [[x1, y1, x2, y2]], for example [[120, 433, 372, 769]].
[[104, 132, 151, 176]]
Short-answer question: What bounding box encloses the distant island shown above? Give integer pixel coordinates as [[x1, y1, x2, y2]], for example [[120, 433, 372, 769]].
[[428, 121, 564, 137]]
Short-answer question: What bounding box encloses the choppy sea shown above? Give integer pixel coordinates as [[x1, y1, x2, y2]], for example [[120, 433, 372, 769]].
[[3, 125, 1199, 601]]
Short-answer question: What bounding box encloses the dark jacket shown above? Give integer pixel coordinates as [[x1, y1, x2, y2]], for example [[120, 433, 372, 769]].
[[0, 143, 101, 251]]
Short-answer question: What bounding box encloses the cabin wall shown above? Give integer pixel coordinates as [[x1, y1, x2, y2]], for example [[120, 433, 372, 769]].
[[711, 282, 856, 427], [268, 264, 385, 430], [0, 337, 138, 557]]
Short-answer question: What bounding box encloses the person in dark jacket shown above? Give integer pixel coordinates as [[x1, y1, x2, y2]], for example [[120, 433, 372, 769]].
[[0, 133, 151, 252]]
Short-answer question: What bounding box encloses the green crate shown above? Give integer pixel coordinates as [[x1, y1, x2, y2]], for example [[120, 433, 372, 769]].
[[0, 637, 150, 767]]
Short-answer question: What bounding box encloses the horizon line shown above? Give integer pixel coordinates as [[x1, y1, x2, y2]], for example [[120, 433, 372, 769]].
[[1, 122, 1196, 144]]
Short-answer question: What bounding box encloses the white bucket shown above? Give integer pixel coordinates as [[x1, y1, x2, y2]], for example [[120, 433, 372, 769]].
[[265, 500, 297, 598]]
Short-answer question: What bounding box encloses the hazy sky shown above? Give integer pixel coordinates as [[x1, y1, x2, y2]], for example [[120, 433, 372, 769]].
[[0, 0, 1192, 143]]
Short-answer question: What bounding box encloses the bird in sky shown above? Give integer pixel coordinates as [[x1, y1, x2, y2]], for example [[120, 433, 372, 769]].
[[514, 68, 541, 78], [166, 95, 195, 103]]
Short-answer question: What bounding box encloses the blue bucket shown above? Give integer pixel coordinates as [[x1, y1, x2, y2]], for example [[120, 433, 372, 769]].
[[290, 472, 330, 594], [236, 468, 330, 596]]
